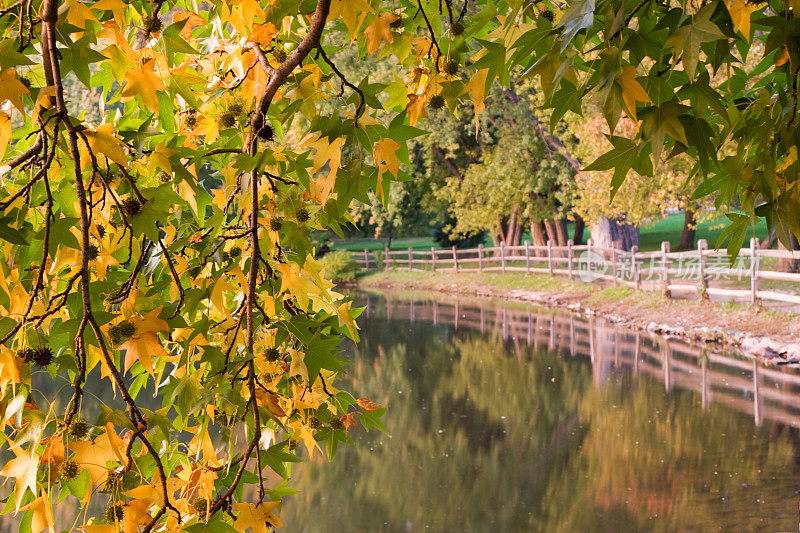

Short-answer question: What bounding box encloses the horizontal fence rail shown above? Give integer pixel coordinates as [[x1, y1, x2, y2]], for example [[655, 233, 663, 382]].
[[361, 294, 800, 429], [350, 237, 800, 307]]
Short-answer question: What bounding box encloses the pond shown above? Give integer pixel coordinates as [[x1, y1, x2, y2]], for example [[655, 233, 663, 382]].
[[281, 290, 800, 532]]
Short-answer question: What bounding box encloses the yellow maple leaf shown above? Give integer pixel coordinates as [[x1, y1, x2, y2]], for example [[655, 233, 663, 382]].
[[119, 307, 170, 375], [60, 0, 98, 29], [172, 10, 205, 39], [83, 123, 129, 167], [329, 0, 372, 39], [0, 450, 40, 509], [247, 22, 279, 47], [0, 111, 10, 159], [406, 93, 428, 127], [92, 0, 126, 26], [724, 0, 759, 41], [459, 68, 490, 116], [336, 300, 359, 338], [363, 12, 398, 55], [0, 68, 30, 113], [0, 345, 22, 396], [120, 59, 166, 114], [233, 502, 283, 532], [617, 66, 650, 122], [68, 423, 128, 487], [373, 137, 401, 200], [18, 492, 54, 533]]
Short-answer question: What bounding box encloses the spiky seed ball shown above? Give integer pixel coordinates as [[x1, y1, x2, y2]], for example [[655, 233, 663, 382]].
[[451, 20, 465, 36], [329, 417, 344, 431], [257, 123, 275, 141], [184, 111, 198, 129], [295, 208, 310, 223], [308, 416, 321, 429], [121, 198, 142, 217], [60, 457, 80, 481], [429, 94, 446, 110], [142, 15, 162, 35], [227, 99, 244, 116], [221, 251, 230, 262], [18, 76, 32, 89], [541, 9, 554, 21], [192, 498, 208, 518], [116, 320, 136, 339], [228, 246, 241, 258], [105, 503, 125, 522], [269, 218, 282, 232], [219, 110, 237, 128], [265, 347, 281, 362], [159, 171, 172, 183], [32, 347, 53, 367], [97, 225, 106, 237], [18, 348, 35, 363], [272, 48, 287, 63], [288, 440, 298, 451], [86, 244, 100, 261], [443, 58, 459, 76], [69, 419, 90, 440], [389, 16, 403, 28]]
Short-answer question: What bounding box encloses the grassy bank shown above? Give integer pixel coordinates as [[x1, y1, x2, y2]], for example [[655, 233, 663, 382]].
[[333, 212, 769, 253], [357, 270, 800, 342]]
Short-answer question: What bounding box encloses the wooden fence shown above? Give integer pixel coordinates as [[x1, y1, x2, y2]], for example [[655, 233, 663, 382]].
[[352, 238, 800, 306], [361, 293, 800, 429]]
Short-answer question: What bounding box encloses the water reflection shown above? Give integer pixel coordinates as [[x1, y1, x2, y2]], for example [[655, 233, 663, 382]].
[[282, 291, 800, 532]]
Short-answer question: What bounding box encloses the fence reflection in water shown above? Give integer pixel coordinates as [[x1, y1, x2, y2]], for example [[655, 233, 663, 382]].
[[361, 292, 800, 430]]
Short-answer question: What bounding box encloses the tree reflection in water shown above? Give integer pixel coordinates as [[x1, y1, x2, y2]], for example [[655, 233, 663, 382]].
[[282, 292, 800, 532]]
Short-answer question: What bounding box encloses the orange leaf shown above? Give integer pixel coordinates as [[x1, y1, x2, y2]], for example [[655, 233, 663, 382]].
[[357, 397, 381, 411]]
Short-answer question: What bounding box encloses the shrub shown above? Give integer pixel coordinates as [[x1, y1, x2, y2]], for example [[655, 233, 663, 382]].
[[319, 250, 361, 282]]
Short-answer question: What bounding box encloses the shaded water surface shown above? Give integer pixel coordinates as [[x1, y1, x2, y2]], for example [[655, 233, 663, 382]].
[[282, 291, 800, 532]]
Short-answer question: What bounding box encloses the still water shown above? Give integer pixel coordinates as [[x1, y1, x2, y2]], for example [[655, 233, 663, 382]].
[[282, 291, 800, 532]]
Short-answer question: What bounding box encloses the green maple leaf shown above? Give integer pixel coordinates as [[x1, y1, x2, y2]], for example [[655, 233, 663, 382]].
[[584, 135, 653, 200], [665, 3, 725, 79]]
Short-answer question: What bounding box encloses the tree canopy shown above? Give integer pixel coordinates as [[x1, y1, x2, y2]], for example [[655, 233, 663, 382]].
[[0, 0, 795, 530]]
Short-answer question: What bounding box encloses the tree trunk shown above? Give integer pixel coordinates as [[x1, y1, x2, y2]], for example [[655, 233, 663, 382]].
[[531, 221, 546, 256], [491, 224, 502, 247], [555, 218, 569, 246], [590, 217, 639, 251], [506, 208, 522, 246], [778, 233, 800, 272], [678, 208, 696, 250], [543, 218, 559, 244], [573, 216, 585, 245]]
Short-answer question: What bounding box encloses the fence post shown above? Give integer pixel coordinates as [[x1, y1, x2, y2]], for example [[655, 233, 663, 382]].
[[501, 242, 506, 273], [478, 243, 484, 272], [384, 246, 390, 270], [525, 240, 531, 273], [547, 240, 553, 274], [431, 246, 437, 272], [750, 237, 760, 304], [363, 248, 369, 269], [408, 247, 412, 271], [661, 241, 671, 298], [452, 245, 458, 272], [567, 239, 574, 280], [632, 245, 641, 290], [697, 239, 708, 299]]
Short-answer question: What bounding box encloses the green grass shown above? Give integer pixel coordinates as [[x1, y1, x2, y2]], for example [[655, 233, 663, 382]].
[[333, 212, 771, 253]]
